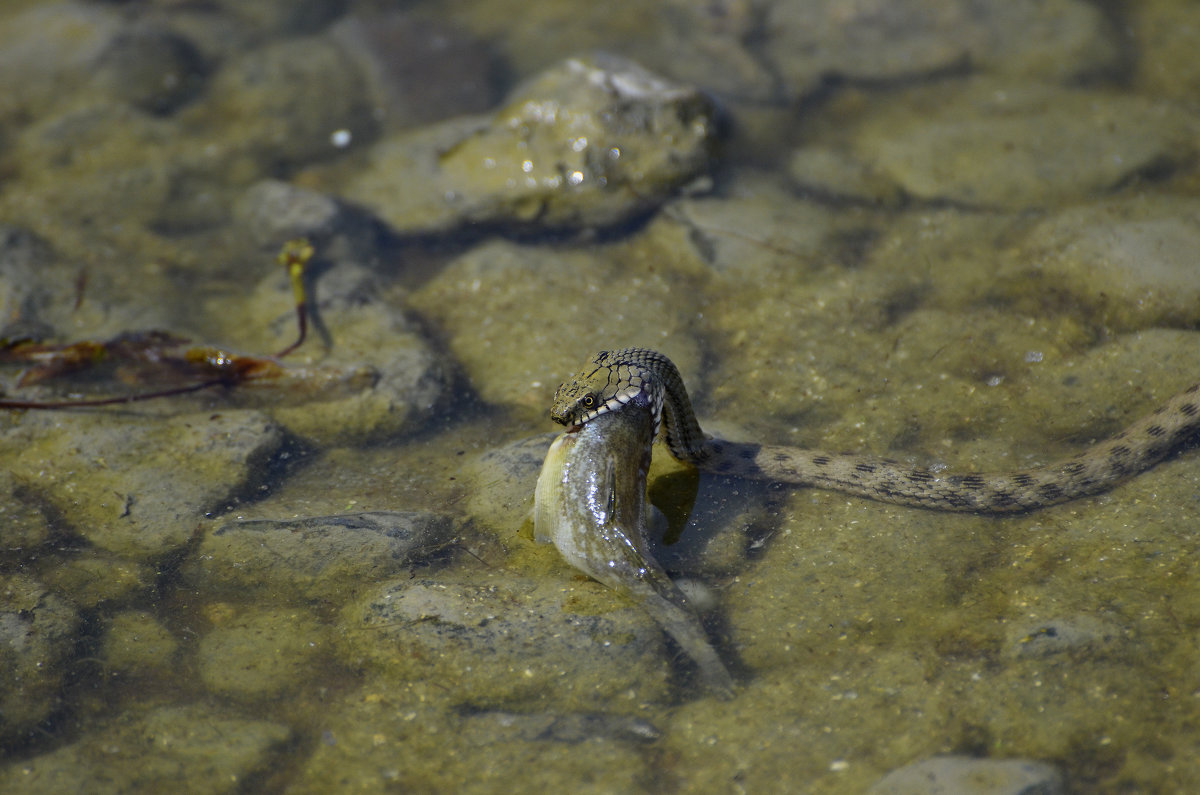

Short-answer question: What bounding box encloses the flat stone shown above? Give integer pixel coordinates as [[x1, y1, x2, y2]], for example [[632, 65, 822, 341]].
[[212, 261, 451, 449], [296, 678, 655, 793], [0, 469, 54, 556]]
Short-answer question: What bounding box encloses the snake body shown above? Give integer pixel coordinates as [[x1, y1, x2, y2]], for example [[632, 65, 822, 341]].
[[535, 387, 735, 698], [551, 348, 1200, 514]]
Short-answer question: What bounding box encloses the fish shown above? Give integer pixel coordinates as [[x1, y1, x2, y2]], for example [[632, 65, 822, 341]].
[[534, 394, 735, 699]]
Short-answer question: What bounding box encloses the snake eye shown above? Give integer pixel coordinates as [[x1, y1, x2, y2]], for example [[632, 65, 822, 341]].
[[581, 394, 596, 409]]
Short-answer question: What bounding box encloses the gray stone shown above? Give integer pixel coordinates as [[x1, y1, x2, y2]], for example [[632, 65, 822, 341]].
[[343, 53, 718, 235], [458, 708, 662, 745], [869, 756, 1064, 795], [0, 574, 81, 743], [233, 179, 348, 250], [331, 11, 501, 131], [0, 225, 56, 336], [182, 511, 455, 602]]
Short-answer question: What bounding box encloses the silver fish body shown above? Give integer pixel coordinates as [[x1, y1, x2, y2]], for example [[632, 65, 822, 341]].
[[534, 398, 734, 699]]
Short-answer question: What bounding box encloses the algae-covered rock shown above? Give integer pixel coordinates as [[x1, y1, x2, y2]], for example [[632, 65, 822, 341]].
[[90, 26, 207, 115], [1132, 0, 1200, 103], [197, 607, 334, 701], [0, 703, 291, 795], [344, 53, 718, 235], [1, 410, 287, 561], [182, 511, 454, 603], [0, 574, 81, 743], [339, 574, 674, 709]]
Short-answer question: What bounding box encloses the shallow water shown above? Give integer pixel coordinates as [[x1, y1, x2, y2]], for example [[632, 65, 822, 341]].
[[1, 0, 1199, 792]]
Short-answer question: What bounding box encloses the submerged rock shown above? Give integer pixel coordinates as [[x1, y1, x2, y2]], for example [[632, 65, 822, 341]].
[[0, 574, 81, 744], [339, 574, 675, 709], [764, 0, 1119, 99], [1003, 197, 1200, 330], [812, 80, 1197, 209], [101, 610, 180, 679], [0, 703, 290, 794], [0, 410, 288, 562], [410, 237, 703, 419], [197, 607, 335, 701], [868, 755, 1064, 795], [344, 53, 719, 235], [182, 511, 455, 603]]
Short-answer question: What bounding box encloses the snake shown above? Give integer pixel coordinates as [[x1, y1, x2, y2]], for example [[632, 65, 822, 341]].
[[550, 348, 1200, 513]]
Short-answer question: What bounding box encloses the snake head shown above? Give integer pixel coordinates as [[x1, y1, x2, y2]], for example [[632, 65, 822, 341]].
[[551, 350, 657, 432], [550, 379, 600, 430]]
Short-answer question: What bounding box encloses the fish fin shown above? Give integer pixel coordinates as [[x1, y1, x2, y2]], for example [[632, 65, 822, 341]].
[[602, 455, 617, 526]]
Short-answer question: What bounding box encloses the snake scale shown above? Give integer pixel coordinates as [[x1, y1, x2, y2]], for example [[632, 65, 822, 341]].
[[551, 348, 1200, 514]]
